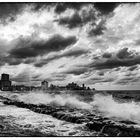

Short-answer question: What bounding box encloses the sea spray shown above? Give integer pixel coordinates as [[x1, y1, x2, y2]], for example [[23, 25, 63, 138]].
[[2, 91, 140, 124], [16, 92, 92, 110], [16, 92, 140, 123], [91, 94, 140, 123]]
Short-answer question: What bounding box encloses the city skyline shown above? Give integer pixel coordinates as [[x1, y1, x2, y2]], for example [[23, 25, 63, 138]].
[[0, 73, 94, 92], [0, 3, 140, 90]]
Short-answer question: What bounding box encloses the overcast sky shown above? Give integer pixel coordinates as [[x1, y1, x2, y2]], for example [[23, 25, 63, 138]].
[[1, 2, 140, 90]]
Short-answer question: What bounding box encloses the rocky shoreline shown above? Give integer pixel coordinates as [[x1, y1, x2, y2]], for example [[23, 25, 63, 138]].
[[0, 95, 140, 137]]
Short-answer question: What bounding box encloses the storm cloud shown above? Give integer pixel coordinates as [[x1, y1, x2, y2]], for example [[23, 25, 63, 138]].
[[94, 2, 119, 14], [9, 34, 77, 59], [54, 3, 85, 14], [0, 3, 140, 89], [89, 48, 140, 70], [55, 4, 99, 30], [0, 3, 24, 23]]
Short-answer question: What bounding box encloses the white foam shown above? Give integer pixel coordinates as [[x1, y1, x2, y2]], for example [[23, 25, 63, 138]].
[[91, 94, 140, 123], [16, 92, 92, 110]]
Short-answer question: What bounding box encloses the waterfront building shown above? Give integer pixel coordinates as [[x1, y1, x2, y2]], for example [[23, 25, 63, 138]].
[[0, 73, 12, 91], [41, 80, 48, 90]]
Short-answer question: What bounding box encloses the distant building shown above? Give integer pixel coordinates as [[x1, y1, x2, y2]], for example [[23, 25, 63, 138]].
[[66, 82, 81, 90], [41, 80, 48, 90], [82, 84, 86, 90], [0, 73, 12, 91], [65, 82, 92, 90], [1, 74, 9, 81]]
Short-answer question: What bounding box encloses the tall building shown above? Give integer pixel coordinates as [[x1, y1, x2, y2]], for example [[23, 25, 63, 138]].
[[41, 80, 48, 91], [1, 73, 9, 81], [0, 73, 12, 91]]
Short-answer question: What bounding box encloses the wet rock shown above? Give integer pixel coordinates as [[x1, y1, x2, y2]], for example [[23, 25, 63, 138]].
[[101, 124, 140, 136], [59, 114, 67, 120], [39, 104, 47, 108], [75, 119, 83, 124], [51, 112, 58, 118], [69, 131, 78, 136], [76, 118, 89, 123], [86, 121, 106, 131], [40, 109, 47, 114], [101, 125, 121, 136], [24, 124, 32, 128], [57, 113, 65, 119], [0, 124, 5, 130], [70, 116, 79, 123], [96, 132, 108, 137], [120, 120, 137, 125], [86, 116, 94, 121]]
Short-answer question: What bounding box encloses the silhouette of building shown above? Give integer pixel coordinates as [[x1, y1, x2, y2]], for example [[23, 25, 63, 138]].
[[0, 73, 12, 91], [41, 80, 48, 90], [65, 82, 92, 90], [66, 82, 81, 90], [82, 84, 86, 90], [1, 74, 9, 81]]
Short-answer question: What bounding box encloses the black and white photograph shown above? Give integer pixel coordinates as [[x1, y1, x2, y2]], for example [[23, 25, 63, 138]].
[[0, 2, 140, 137]]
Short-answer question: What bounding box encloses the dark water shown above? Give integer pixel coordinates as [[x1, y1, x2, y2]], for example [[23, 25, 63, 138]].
[[0, 90, 140, 136]]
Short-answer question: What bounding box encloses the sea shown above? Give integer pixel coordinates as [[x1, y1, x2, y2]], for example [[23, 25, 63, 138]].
[[0, 90, 140, 137]]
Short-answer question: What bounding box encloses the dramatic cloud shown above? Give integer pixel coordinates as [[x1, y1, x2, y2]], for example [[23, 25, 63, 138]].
[[55, 4, 100, 30], [88, 19, 106, 36], [116, 76, 140, 85], [9, 34, 77, 59], [89, 48, 140, 70], [0, 3, 140, 89], [56, 12, 83, 29], [102, 52, 112, 58], [55, 3, 118, 37], [94, 3, 119, 14], [0, 3, 24, 22], [34, 47, 88, 67], [54, 3, 84, 14], [116, 48, 134, 59]]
